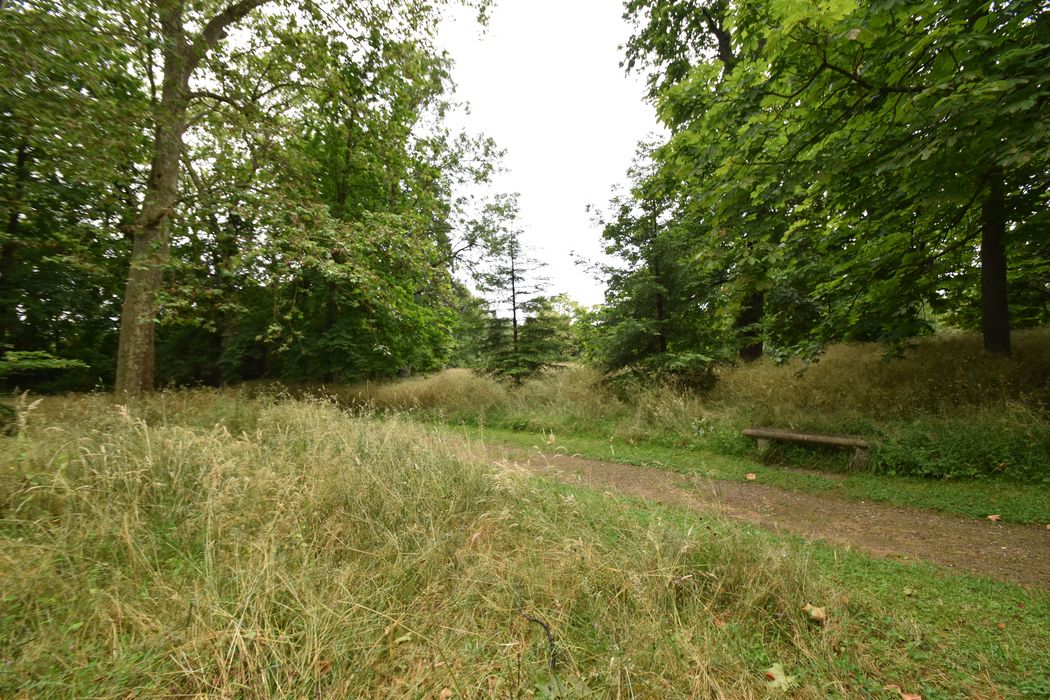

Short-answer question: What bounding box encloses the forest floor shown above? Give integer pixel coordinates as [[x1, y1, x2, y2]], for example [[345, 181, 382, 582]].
[[488, 445, 1050, 590]]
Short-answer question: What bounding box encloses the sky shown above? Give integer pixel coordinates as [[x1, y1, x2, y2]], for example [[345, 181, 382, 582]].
[[438, 0, 662, 307]]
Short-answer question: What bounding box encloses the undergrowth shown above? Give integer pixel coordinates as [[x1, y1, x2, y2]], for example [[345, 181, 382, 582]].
[[1, 390, 1048, 697], [332, 329, 1050, 483]]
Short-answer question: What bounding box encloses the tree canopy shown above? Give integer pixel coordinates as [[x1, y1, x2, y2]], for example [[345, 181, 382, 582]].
[[1, 0, 1046, 393], [592, 0, 1049, 374], [1, 0, 513, 390]]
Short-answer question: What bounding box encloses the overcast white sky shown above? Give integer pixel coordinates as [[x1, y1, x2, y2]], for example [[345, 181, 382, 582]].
[[438, 1, 661, 307]]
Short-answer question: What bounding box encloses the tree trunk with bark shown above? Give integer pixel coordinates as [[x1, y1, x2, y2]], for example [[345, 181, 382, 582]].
[[980, 169, 1011, 356], [115, 57, 188, 394], [736, 289, 764, 362], [509, 247, 519, 354], [651, 259, 668, 355], [114, 0, 269, 396], [1, 142, 28, 347]]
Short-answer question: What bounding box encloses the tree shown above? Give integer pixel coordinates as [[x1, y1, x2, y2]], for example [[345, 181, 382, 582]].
[[1, 0, 501, 391], [515, 295, 577, 374], [624, 0, 779, 361], [621, 0, 1050, 359], [0, 1, 147, 386], [110, 0, 492, 394], [447, 283, 492, 369], [475, 198, 548, 359], [114, 0, 276, 395]]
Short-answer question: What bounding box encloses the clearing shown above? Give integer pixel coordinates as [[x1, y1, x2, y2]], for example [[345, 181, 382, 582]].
[[490, 445, 1050, 590]]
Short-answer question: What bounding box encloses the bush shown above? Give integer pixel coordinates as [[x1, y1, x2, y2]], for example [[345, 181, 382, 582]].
[[872, 408, 1050, 483]]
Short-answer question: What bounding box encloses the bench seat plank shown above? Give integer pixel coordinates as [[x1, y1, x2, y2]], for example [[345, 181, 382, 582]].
[[742, 427, 869, 450]]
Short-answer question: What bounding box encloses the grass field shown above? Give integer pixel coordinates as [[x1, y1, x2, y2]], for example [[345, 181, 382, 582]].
[[316, 331, 1050, 523], [2, 390, 1049, 697]]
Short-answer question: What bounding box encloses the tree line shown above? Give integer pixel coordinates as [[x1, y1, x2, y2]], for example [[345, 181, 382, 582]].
[[589, 0, 1048, 377], [2, 0, 1047, 394], [1, 0, 539, 392]]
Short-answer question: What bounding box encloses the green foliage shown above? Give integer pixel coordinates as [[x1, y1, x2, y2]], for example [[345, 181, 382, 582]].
[[473, 297, 581, 380], [0, 0, 145, 387], [611, 0, 1050, 364], [513, 297, 578, 373], [873, 410, 1050, 484], [0, 0, 505, 391], [590, 147, 739, 374], [447, 283, 493, 368], [0, 351, 88, 378]]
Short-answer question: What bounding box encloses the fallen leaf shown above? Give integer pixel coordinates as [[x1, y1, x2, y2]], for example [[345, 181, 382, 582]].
[[439, 689, 453, 700], [987, 514, 1002, 522], [764, 663, 796, 691], [745, 473, 757, 481], [997, 622, 1006, 630], [714, 617, 726, 628], [802, 603, 827, 623], [884, 683, 922, 700]]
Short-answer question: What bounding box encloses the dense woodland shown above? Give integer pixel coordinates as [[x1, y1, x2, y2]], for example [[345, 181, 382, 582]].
[[1, 0, 1048, 394]]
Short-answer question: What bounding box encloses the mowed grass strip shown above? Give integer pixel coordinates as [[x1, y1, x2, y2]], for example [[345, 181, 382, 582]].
[[1, 391, 1047, 698]]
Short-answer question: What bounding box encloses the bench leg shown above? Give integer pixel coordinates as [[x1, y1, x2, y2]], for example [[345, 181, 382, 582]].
[[850, 447, 870, 470]]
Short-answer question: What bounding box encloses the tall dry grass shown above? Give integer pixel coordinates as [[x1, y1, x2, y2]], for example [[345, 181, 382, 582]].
[[711, 328, 1050, 420], [329, 329, 1050, 480], [2, 390, 872, 697]]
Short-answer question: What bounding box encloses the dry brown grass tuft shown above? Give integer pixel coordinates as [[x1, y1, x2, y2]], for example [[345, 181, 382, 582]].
[[0, 390, 914, 697], [712, 328, 1050, 420], [335, 368, 510, 416]]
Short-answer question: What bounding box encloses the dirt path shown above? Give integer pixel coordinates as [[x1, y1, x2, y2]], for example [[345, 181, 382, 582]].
[[490, 447, 1050, 590]]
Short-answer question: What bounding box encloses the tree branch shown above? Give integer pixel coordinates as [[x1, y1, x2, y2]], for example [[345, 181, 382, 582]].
[[199, 0, 271, 51], [700, 8, 736, 69], [189, 90, 243, 109]]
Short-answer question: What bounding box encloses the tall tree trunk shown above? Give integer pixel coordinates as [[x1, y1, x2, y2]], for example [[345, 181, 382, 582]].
[[655, 290, 668, 354], [115, 22, 191, 395], [649, 215, 668, 355], [509, 248, 519, 354], [736, 289, 764, 361], [114, 0, 270, 395], [1, 142, 28, 347], [981, 169, 1010, 356], [651, 259, 668, 354]]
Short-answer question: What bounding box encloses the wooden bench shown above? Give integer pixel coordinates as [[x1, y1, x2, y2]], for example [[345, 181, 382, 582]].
[[743, 427, 871, 467]]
